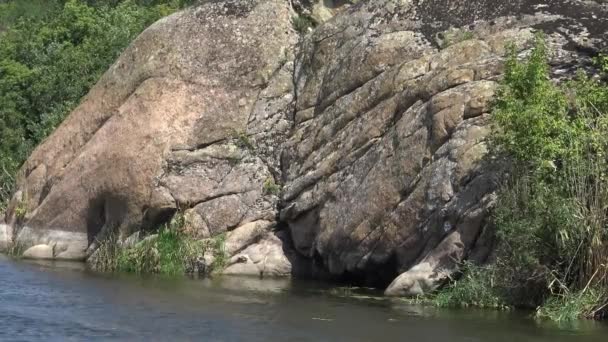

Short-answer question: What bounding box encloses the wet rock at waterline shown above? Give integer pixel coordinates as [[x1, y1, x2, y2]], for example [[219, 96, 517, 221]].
[[22, 244, 54, 260], [2, 0, 608, 294], [223, 222, 294, 277]]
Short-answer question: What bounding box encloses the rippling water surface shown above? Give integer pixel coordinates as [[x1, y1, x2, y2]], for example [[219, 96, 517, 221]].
[[1, 255, 607, 341]]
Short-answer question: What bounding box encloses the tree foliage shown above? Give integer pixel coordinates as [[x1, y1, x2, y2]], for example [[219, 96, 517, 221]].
[[491, 36, 608, 320]]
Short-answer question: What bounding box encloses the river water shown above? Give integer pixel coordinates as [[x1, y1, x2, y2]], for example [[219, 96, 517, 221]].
[[1, 255, 607, 341]]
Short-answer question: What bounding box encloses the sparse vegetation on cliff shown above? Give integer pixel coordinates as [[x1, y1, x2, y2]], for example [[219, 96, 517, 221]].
[[433, 36, 608, 321]]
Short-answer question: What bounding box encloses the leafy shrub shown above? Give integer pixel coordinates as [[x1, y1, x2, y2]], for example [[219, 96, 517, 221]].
[[432, 36, 608, 321], [487, 35, 608, 320]]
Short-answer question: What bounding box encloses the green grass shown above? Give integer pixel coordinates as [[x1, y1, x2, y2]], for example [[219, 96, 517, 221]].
[[433, 264, 508, 310], [89, 213, 229, 276], [209, 232, 227, 272], [115, 214, 206, 275], [396, 262, 510, 310], [87, 232, 121, 272], [537, 289, 608, 321], [5, 239, 25, 258], [116, 228, 203, 275]]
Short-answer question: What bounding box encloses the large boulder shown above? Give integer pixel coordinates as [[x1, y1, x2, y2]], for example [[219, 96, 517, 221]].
[[22, 244, 54, 260], [3, 0, 298, 262], [280, 0, 608, 292], [222, 220, 294, 277]]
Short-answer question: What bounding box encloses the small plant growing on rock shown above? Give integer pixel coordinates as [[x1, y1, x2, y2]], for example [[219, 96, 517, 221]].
[[263, 177, 281, 195], [207, 232, 227, 273], [7, 239, 25, 258], [234, 130, 255, 150], [437, 29, 475, 49], [13, 196, 27, 220], [292, 14, 316, 34], [88, 232, 121, 272]]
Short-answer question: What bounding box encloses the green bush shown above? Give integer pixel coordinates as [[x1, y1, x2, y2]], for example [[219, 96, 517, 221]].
[[486, 35, 608, 320], [431, 37, 608, 321], [0, 0, 193, 210], [492, 38, 574, 172]]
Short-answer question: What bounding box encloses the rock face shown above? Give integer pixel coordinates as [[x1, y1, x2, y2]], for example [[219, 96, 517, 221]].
[[2, 0, 298, 263], [292, 0, 355, 23], [281, 0, 607, 293], [2, 0, 608, 293]]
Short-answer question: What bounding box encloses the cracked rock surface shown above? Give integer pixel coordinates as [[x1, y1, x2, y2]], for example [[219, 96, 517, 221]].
[[281, 0, 608, 292], [2, 0, 608, 292], [2, 0, 297, 265]]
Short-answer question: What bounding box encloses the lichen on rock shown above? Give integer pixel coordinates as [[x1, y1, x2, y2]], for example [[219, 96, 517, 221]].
[[2, 0, 608, 295]]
